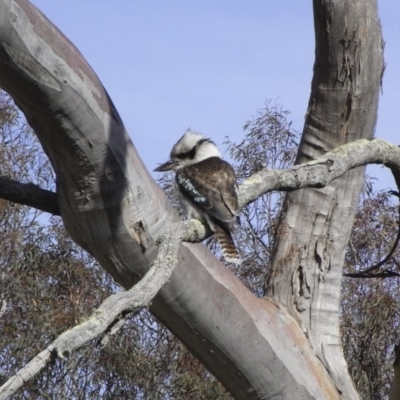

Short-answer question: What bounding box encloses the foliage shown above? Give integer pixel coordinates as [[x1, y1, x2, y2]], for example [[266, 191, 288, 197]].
[[1, 91, 399, 399], [342, 188, 400, 400], [225, 101, 299, 295], [0, 90, 229, 399]]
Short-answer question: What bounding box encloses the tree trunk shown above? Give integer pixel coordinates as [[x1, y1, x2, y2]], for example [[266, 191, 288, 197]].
[[0, 0, 383, 398], [267, 1, 384, 398]]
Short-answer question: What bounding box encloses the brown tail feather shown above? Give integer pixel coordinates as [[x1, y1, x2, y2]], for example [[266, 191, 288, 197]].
[[214, 225, 241, 265]]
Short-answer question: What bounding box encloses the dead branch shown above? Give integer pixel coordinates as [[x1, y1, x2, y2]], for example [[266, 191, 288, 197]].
[[2, 138, 400, 221], [238, 138, 400, 208], [0, 219, 206, 400]]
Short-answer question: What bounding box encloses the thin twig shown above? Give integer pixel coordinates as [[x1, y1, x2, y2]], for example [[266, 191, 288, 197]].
[[344, 192, 400, 278], [0, 219, 206, 400]]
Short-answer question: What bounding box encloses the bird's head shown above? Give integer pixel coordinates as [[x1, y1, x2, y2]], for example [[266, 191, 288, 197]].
[[154, 130, 221, 172]]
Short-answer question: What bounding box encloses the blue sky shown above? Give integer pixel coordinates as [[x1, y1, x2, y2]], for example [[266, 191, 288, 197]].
[[31, 1, 399, 189]]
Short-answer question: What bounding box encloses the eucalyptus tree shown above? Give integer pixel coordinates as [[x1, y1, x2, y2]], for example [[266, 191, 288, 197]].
[[1, 1, 397, 399]]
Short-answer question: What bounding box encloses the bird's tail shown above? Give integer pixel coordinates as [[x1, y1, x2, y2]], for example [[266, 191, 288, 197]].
[[214, 224, 241, 265]]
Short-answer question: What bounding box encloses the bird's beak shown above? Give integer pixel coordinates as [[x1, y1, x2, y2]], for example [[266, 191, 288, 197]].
[[154, 160, 177, 172]]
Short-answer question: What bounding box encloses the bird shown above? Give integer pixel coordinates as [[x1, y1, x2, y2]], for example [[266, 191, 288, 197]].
[[154, 129, 241, 264]]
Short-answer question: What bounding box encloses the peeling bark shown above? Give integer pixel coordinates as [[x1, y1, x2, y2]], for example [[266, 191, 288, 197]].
[[0, 0, 385, 399], [266, 1, 384, 399], [0, 1, 341, 398]]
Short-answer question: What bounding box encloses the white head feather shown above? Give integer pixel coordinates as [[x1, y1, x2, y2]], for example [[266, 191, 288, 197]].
[[170, 130, 221, 167]]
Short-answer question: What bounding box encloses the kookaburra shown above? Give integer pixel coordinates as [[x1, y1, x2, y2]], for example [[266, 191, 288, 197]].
[[154, 130, 241, 264]]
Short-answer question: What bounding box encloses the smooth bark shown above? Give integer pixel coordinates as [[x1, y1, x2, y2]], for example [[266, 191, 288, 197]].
[[0, 220, 206, 399], [0, 0, 385, 398], [1, 136, 399, 218], [0, 1, 341, 398], [266, 1, 384, 398]]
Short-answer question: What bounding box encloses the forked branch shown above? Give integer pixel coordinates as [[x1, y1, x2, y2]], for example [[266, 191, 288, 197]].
[[0, 219, 207, 400], [1, 137, 400, 398], [1, 138, 400, 218]]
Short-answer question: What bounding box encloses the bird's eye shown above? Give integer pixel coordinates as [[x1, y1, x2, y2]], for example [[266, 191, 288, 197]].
[[176, 148, 196, 159]]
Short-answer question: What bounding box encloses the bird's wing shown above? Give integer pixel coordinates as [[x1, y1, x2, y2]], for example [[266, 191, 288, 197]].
[[176, 157, 239, 222]]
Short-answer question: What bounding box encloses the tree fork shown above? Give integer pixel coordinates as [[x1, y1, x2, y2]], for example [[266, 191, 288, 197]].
[[0, 0, 385, 398], [266, 1, 384, 398]]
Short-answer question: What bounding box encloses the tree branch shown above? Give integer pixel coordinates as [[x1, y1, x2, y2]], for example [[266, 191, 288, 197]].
[[0, 176, 59, 215], [239, 138, 400, 208], [1, 138, 398, 219], [344, 192, 400, 278], [0, 219, 206, 400], [0, 2, 384, 397], [2, 135, 398, 398]]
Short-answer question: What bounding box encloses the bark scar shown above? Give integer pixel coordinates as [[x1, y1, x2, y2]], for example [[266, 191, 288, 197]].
[[134, 220, 148, 253]]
